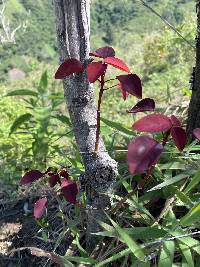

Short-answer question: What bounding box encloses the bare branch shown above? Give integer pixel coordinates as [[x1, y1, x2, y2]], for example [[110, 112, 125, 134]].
[[0, 0, 21, 44]]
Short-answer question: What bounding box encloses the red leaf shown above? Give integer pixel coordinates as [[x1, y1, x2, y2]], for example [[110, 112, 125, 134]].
[[59, 169, 69, 179], [117, 74, 142, 99], [127, 136, 163, 174], [45, 167, 54, 174], [89, 46, 115, 59], [20, 170, 44, 185], [61, 179, 79, 204], [170, 115, 181, 127], [34, 197, 48, 219], [104, 57, 130, 73], [55, 58, 84, 79], [127, 98, 155, 113], [49, 174, 61, 188], [132, 113, 172, 133], [87, 62, 107, 83], [193, 128, 200, 141], [118, 81, 129, 100], [171, 127, 187, 151]]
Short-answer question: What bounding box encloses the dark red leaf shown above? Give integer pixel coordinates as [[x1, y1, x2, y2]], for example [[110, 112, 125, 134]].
[[118, 81, 129, 100], [193, 128, 200, 141], [55, 58, 84, 79], [171, 126, 187, 151], [104, 57, 130, 73], [132, 113, 172, 133], [59, 169, 69, 179], [61, 179, 79, 204], [34, 197, 48, 219], [170, 115, 181, 127], [47, 171, 55, 176], [127, 98, 155, 113], [89, 46, 115, 59], [20, 170, 44, 185], [45, 167, 54, 174], [127, 136, 163, 174], [49, 174, 61, 188], [87, 62, 107, 83], [117, 74, 142, 99]]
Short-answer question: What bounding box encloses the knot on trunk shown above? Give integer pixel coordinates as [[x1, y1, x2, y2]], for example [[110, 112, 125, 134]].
[[86, 154, 118, 194]]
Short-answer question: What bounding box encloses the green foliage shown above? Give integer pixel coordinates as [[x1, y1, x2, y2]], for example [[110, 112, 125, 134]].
[[0, 69, 73, 183], [0, 0, 56, 80], [1, 1, 200, 266], [6, 71, 71, 169]]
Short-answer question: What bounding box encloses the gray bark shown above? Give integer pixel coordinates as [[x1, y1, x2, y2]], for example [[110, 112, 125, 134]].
[[187, 1, 200, 134], [53, 0, 118, 250]]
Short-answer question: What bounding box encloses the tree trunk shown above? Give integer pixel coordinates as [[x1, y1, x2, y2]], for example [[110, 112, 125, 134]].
[[53, 0, 118, 250], [187, 0, 200, 134]]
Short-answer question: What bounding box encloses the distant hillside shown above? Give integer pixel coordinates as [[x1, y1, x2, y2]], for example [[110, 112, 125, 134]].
[[0, 0, 56, 79], [0, 0, 195, 80], [90, 0, 195, 47]]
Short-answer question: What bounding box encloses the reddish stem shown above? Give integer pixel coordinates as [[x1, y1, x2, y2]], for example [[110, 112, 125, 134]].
[[94, 74, 105, 153]]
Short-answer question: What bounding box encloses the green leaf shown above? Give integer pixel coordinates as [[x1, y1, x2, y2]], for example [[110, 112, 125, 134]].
[[175, 189, 193, 207], [107, 215, 145, 262], [121, 181, 154, 221], [53, 115, 71, 126], [95, 220, 116, 236], [184, 169, 200, 194], [5, 89, 38, 97], [147, 172, 195, 192], [48, 92, 64, 100], [101, 117, 134, 136], [158, 162, 186, 170], [63, 256, 97, 265], [172, 231, 200, 256], [180, 202, 200, 227], [61, 258, 75, 267], [38, 70, 48, 92], [182, 88, 192, 97], [94, 248, 130, 267], [178, 242, 194, 267], [73, 235, 88, 257], [169, 229, 200, 255], [158, 241, 175, 267], [93, 226, 167, 240], [9, 113, 33, 135], [34, 107, 52, 121], [131, 260, 150, 267]]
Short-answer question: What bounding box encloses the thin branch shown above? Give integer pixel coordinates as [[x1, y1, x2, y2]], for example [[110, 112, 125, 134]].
[[0, 0, 21, 44], [104, 83, 118, 91], [105, 78, 116, 83]]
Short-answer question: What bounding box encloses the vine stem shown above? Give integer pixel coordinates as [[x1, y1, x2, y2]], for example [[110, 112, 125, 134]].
[[104, 83, 118, 91], [94, 74, 105, 153], [110, 129, 171, 213]]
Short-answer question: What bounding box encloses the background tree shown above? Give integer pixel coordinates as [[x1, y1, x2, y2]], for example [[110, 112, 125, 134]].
[[187, 0, 200, 134], [53, 0, 118, 249]]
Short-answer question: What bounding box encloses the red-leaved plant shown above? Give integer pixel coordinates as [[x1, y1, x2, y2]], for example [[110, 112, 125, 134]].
[[55, 46, 142, 152], [20, 168, 79, 219], [20, 46, 200, 218]]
